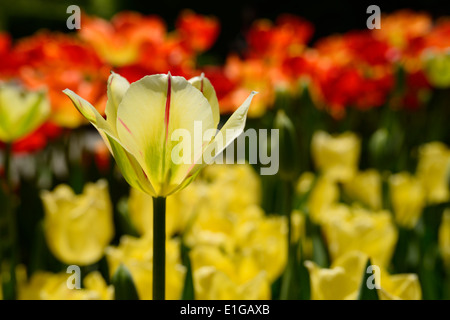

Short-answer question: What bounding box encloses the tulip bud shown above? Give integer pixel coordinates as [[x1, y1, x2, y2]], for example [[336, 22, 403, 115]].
[[416, 142, 450, 204], [112, 264, 140, 300], [40, 179, 114, 266], [343, 169, 382, 211], [321, 205, 398, 268], [311, 131, 360, 182], [423, 49, 450, 88], [0, 82, 50, 143], [388, 172, 426, 229]]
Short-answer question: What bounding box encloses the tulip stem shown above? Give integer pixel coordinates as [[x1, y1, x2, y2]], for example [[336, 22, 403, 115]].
[[153, 196, 166, 300], [1, 143, 17, 300]]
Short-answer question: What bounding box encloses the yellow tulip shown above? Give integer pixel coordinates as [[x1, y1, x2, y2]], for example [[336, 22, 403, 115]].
[[184, 202, 287, 282], [18, 271, 113, 300], [378, 273, 422, 300], [105, 235, 186, 300], [311, 131, 361, 182], [40, 179, 114, 266], [306, 175, 340, 224], [201, 164, 262, 213], [388, 172, 426, 229], [63, 72, 256, 197], [193, 267, 270, 300], [343, 169, 382, 210], [439, 209, 450, 269], [0, 82, 50, 142], [190, 245, 270, 299], [321, 205, 398, 267], [305, 250, 421, 300], [416, 142, 450, 204], [240, 215, 288, 282]]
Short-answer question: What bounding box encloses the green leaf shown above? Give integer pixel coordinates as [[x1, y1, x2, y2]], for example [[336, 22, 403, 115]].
[[310, 223, 330, 268], [279, 239, 310, 300], [181, 243, 195, 300], [279, 243, 297, 300], [297, 240, 311, 300], [357, 259, 379, 300], [112, 263, 139, 300]]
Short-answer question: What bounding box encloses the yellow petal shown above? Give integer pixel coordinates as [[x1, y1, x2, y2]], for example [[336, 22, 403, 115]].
[[187, 91, 258, 179], [64, 88, 154, 195], [105, 134, 156, 196], [305, 261, 359, 300], [379, 274, 422, 300], [189, 73, 220, 129], [106, 72, 130, 134]]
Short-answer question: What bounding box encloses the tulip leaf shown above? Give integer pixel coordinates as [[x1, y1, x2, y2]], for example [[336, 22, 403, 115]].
[[181, 243, 195, 300], [297, 240, 311, 300], [357, 259, 379, 300], [310, 222, 330, 268], [279, 243, 297, 300], [112, 263, 139, 300], [279, 239, 310, 300]]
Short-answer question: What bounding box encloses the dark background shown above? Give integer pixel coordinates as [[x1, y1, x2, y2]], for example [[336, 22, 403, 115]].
[[1, 0, 449, 59]]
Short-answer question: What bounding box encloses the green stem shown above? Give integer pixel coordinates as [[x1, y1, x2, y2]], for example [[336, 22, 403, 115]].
[[152, 197, 166, 300], [1, 143, 17, 300]]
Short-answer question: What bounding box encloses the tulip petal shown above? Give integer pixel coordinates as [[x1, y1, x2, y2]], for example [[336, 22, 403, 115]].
[[106, 72, 130, 134], [64, 88, 124, 147], [64, 89, 154, 195], [105, 134, 156, 196], [116, 74, 215, 196], [189, 74, 220, 129], [63, 89, 108, 128], [185, 91, 257, 179]]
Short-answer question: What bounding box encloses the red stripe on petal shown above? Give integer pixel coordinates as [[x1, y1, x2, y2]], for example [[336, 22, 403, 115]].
[[200, 73, 204, 93], [118, 117, 133, 135]]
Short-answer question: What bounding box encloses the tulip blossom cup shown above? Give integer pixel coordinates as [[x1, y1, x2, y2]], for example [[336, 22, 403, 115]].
[[64, 71, 256, 300]]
